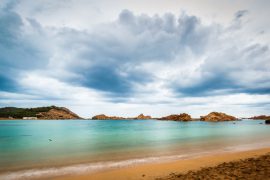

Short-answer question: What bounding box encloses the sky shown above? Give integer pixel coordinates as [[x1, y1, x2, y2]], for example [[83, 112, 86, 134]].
[[0, 0, 269, 118]]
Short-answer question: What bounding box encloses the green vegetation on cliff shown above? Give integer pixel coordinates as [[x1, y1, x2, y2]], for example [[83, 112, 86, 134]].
[[0, 106, 57, 118]]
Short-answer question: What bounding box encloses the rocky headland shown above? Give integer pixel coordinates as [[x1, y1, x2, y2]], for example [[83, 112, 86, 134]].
[[200, 112, 237, 122], [36, 107, 81, 119], [158, 113, 192, 121], [0, 106, 81, 119]]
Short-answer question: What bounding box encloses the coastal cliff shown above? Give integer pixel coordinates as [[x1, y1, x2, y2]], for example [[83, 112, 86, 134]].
[[36, 107, 81, 119], [200, 112, 237, 122], [0, 106, 81, 119], [158, 113, 192, 121]]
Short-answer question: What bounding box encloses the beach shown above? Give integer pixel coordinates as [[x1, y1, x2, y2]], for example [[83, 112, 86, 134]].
[[0, 119, 269, 180], [56, 147, 270, 180], [2, 0, 269, 179]]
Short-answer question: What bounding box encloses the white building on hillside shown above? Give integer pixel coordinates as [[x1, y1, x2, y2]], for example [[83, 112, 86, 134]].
[[23, 117, 38, 120]]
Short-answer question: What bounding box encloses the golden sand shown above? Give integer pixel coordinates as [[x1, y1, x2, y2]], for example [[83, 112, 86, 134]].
[[55, 147, 270, 180]]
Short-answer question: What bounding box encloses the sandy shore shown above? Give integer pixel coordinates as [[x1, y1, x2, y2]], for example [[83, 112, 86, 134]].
[[55, 147, 270, 180], [158, 152, 270, 179]]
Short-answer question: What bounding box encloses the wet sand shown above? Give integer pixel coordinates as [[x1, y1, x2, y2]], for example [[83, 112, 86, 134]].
[[56, 147, 270, 180]]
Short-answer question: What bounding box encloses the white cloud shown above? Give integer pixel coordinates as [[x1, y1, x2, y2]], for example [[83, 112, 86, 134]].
[[0, 0, 269, 118]]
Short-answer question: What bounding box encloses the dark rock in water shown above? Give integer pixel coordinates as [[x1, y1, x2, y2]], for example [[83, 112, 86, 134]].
[[265, 120, 270, 124], [92, 113, 152, 120], [136, 114, 152, 119], [49, 139, 52, 141], [92, 114, 125, 120], [92, 114, 110, 120]]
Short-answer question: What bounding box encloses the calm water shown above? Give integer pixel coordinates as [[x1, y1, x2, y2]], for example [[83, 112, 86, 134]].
[[0, 119, 269, 178]]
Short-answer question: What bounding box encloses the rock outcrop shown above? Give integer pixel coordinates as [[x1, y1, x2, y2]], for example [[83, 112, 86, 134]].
[[92, 114, 152, 120], [92, 114, 125, 120], [92, 114, 108, 120], [136, 114, 152, 119], [36, 107, 81, 119], [265, 120, 270, 124], [162, 153, 270, 180], [159, 113, 192, 121], [250, 115, 270, 120], [200, 112, 237, 122]]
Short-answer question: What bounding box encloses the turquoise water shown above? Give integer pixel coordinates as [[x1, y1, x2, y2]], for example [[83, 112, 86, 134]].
[[0, 119, 270, 178]]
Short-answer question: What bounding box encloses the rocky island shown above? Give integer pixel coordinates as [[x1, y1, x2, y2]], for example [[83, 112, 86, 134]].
[[92, 114, 125, 120], [158, 113, 192, 121], [200, 112, 237, 122], [135, 114, 152, 119], [91, 113, 152, 120], [91, 112, 239, 122], [0, 106, 81, 119]]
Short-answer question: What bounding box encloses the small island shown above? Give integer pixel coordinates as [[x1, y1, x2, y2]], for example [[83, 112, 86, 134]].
[[200, 112, 237, 122], [91, 113, 152, 120], [158, 113, 192, 121], [92, 114, 125, 120]]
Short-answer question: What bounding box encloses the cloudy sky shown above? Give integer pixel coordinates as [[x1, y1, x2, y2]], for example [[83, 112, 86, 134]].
[[0, 0, 269, 118]]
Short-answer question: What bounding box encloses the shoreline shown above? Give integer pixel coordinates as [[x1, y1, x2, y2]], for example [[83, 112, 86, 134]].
[[57, 147, 270, 180], [1, 144, 270, 180], [0, 119, 269, 179]]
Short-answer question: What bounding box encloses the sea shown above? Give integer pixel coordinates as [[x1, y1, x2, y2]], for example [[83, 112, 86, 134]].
[[0, 119, 269, 179]]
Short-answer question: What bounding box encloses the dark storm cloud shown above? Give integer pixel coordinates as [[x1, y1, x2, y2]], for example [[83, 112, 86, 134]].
[[0, 9, 22, 47], [234, 10, 249, 19], [0, 74, 18, 91], [57, 10, 214, 96], [0, 7, 24, 92], [0, 3, 50, 93], [175, 42, 270, 96], [176, 76, 237, 96], [81, 65, 132, 95]]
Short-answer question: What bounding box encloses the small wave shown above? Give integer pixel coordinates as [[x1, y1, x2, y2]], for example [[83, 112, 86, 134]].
[[1, 141, 270, 180]]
